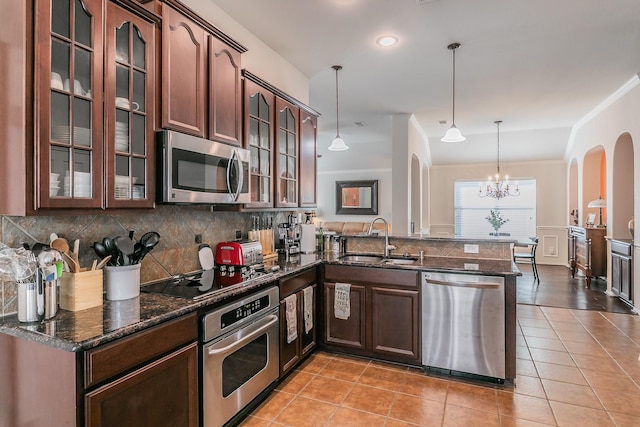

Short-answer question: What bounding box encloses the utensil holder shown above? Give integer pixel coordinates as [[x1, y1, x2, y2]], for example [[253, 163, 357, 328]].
[[104, 264, 141, 301], [60, 268, 103, 311]]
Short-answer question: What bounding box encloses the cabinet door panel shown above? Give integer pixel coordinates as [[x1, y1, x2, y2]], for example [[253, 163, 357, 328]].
[[275, 98, 298, 207], [37, 0, 104, 209], [279, 298, 300, 376], [105, 2, 155, 208], [299, 112, 317, 207], [209, 36, 242, 145], [85, 343, 198, 427], [324, 283, 366, 349], [162, 5, 206, 137], [300, 284, 317, 356], [370, 287, 420, 362]]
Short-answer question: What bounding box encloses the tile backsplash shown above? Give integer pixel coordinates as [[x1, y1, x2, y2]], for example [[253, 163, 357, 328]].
[[0, 206, 297, 316]]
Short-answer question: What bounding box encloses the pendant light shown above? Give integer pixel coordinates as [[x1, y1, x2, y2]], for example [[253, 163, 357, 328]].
[[441, 43, 466, 142], [328, 65, 349, 151]]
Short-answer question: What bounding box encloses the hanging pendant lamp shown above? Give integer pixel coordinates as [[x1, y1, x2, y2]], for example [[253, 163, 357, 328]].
[[328, 65, 349, 151], [441, 43, 466, 143]]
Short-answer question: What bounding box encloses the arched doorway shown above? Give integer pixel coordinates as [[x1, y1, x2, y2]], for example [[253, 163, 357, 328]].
[[612, 133, 634, 237], [582, 146, 606, 226], [569, 158, 579, 225], [410, 154, 420, 234]]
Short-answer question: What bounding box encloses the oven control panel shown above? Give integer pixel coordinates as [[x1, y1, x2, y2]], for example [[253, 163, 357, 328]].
[[221, 294, 270, 329], [202, 286, 279, 342]]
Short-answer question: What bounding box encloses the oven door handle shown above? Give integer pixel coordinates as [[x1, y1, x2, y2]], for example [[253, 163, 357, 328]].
[[206, 313, 278, 356]]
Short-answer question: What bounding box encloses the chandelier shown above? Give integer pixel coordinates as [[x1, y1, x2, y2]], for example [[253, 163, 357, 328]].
[[479, 120, 520, 199]]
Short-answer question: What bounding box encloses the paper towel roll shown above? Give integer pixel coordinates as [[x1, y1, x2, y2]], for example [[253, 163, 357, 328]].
[[300, 224, 316, 254]]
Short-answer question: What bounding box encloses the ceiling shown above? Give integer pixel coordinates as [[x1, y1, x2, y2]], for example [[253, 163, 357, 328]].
[[206, 0, 640, 168]]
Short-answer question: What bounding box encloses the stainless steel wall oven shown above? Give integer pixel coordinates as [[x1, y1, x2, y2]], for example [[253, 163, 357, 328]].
[[201, 286, 279, 427]]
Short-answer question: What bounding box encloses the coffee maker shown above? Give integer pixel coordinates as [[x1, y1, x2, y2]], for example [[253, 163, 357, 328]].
[[276, 215, 302, 257]]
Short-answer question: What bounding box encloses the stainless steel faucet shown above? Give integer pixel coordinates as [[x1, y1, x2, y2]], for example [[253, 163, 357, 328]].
[[367, 216, 396, 257]]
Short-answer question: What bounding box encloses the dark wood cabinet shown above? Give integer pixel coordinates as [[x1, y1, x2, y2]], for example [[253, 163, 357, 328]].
[[85, 342, 198, 426], [208, 35, 242, 145], [370, 286, 420, 360], [611, 239, 633, 305], [161, 3, 244, 144], [244, 77, 275, 208], [322, 265, 421, 365], [1, 0, 157, 214], [275, 97, 299, 208], [161, 4, 207, 137], [569, 226, 607, 286], [279, 268, 318, 376], [0, 312, 198, 426], [299, 110, 318, 208]]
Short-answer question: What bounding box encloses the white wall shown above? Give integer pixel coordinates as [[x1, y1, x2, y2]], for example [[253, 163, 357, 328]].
[[429, 160, 568, 265], [182, 0, 309, 103], [564, 76, 640, 303]]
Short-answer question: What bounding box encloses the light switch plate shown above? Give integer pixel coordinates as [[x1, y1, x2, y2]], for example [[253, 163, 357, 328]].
[[464, 244, 479, 254]]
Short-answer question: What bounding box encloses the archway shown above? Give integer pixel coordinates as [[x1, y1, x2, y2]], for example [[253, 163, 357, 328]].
[[582, 146, 606, 226], [612, 133, 634, 237]]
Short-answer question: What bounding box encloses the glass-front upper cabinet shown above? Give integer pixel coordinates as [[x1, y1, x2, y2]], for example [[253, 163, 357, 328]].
[[275, 98, 298, 208], [105, 2, 155, 208], [244, 79, 274, 208], [38, 0, 104, 208]]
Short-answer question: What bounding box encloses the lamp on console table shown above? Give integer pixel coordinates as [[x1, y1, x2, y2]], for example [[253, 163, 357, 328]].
[[587, 197, 606, 228]]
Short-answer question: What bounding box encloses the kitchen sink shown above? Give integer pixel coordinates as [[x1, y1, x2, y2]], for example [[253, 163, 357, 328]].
[[338, 255, 384, 264], [382, 258, 418, 265]]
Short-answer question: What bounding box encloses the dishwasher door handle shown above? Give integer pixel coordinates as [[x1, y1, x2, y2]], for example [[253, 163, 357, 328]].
[[425, 278, 502, 289]]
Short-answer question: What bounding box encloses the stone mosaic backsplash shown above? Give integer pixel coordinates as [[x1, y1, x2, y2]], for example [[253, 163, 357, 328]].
[[0, 206, 298, 316]]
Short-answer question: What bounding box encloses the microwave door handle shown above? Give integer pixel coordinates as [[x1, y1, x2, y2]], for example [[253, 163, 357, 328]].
[[227, 147, 243, 201]]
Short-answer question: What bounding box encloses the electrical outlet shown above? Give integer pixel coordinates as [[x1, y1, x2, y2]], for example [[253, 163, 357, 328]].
[[194, 234, 202, 244], [464, 244, 479, 254], [235, 230, 242, 239]]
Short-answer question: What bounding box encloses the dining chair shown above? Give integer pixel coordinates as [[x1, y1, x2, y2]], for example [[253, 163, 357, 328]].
[[513, 237, 539, 281]]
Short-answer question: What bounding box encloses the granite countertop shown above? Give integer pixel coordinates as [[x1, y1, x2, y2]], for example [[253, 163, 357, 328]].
[[0, 252, 517, 352]]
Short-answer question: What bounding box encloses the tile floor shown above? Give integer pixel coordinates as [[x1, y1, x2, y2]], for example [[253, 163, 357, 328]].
[[241, 304, 640, 426]]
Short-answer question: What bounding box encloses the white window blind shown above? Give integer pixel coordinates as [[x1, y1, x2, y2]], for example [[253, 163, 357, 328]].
[[454, 179, 537, 239]]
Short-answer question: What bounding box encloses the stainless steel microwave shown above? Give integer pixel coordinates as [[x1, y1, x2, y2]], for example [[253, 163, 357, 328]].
[[156, 130, 250, 204]]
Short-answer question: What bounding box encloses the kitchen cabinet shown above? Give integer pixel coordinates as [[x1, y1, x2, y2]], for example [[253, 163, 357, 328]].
[[279, 268, 317, 376], [1, 0, 157, 214], [610, 239, 633, 305], [242, 70, 320, 210], [161, 2, 245, 145], [322, 265, 421, 365], [244, 77, 275, 208], [275, 97, 299, 208], [299, 110, 318, 208], [569, 226, 607, 286], [0, 312, 198, 426]]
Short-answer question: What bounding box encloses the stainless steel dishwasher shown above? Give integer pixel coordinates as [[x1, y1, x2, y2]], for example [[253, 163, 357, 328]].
[[421, 272, 505, 380]]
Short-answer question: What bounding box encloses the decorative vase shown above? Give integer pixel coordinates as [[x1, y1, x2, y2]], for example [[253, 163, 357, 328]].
[[629, 217, 635, 239]]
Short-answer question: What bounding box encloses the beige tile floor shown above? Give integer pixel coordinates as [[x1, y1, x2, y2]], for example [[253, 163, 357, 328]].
[[241, 304, 640, 426]]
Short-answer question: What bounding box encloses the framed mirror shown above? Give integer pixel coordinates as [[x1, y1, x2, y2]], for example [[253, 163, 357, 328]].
[[336, 180, 378, 215]]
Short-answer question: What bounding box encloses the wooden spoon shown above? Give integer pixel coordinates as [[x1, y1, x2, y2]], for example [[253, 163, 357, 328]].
[[95, 255, 112, 270], [51, 237, 70, 255], [62, 252, 79, 273]]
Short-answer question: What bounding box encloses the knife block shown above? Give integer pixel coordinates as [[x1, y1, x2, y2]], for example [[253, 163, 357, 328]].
[[60, 268, 103, 311]]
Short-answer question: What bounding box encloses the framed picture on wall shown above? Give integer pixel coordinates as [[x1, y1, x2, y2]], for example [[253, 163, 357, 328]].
[[586, 213, 596, 227]]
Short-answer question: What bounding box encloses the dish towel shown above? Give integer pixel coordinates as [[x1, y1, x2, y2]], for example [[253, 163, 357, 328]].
[[334, 282, 351, 320], [285, 293, 297, 343], [303, 286, 314, 333]]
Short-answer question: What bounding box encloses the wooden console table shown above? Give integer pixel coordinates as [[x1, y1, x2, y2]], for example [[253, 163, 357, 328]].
[[568, 226, 607, 286]]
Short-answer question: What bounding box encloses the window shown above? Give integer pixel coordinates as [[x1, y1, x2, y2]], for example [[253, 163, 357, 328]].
[[454, 179, 536, 239]]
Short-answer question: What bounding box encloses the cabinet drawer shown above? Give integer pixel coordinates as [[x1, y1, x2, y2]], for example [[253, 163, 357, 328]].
[[324, 265, 418, 288], [611, 240, 632, 257], [84, 313, 198, 388], [280, 268, 316, 298]]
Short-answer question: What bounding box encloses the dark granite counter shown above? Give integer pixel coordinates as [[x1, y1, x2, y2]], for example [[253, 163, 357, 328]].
[[0, 252, 517, 352]]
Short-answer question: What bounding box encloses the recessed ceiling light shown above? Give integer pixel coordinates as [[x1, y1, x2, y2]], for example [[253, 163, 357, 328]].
[[376, 35, 398, 47]]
